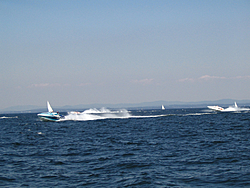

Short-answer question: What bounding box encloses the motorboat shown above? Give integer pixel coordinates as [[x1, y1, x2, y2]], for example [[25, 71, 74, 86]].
[[37, 101, 61, 122], [207, 102, 250, 112], [207, 105, 225, 112]]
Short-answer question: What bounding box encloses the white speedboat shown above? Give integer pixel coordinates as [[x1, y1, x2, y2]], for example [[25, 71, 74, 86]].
[[207, 105, 225, 112], [207, 102, 249, 112], [37, 101, 61, 122]]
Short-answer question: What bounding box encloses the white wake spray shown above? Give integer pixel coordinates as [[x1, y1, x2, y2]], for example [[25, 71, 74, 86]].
[[61, 107, 230, 121], [223, 106, 250, 112], [0, 116, 18, 119], [62, 108, 132, 121]]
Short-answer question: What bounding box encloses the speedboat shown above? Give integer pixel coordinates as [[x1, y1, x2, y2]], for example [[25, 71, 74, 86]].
[[37, 101, 61, 122], [207, 105, 225, 112], [207, 102, 249, 112]]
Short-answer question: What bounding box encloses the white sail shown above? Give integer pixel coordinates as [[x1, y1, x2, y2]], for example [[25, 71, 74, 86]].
[[162, 105, 165, 110], [47, 101, 53, 112]]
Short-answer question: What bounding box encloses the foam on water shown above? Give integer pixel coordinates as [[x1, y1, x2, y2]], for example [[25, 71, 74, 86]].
[[0, 116, 18, 119], [223, 106, 250, 112], [62, 108, 132, 121], [61, 108, 217, 121]]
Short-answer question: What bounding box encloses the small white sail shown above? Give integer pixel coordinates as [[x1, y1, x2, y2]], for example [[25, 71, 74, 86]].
[[47, 101, 54, 112], [162, 105, 165, 110]]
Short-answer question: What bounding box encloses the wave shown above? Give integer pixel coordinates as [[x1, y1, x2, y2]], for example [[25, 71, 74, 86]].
[[183, 112, 215, 116], [0, 116, 18, 119]]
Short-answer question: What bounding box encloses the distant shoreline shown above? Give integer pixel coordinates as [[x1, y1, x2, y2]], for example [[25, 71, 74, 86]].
[[1, 99, 250, 114]]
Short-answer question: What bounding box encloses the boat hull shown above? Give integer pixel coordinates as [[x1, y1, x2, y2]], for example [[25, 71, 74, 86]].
[[38, 116, 60, 122], [37, 112, 61, 122], [207, 106, 224, 112]]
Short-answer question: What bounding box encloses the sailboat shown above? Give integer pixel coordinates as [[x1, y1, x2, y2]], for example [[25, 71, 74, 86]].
[[37, 101, 61, 122], [162, 105, 165, 110]]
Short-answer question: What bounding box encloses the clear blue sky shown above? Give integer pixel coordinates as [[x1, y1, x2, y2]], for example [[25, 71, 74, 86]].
[[1, 0, 250, 109]]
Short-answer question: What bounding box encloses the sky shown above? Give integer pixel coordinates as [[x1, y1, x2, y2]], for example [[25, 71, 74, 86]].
[[1, 0, 250, 109]]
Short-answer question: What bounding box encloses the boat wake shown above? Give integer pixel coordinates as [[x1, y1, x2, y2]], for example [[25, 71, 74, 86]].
[[61, 108, 217, 121], [62, 108, 132, 121], [0, 116, 18, 119]]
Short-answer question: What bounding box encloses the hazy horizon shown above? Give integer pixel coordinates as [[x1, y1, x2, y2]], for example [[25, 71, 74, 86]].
[[1, 0, 250, 109], [2, 98, 250, 113]]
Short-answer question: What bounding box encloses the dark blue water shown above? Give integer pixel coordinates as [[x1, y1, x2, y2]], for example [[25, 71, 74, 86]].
[[1, 108, 250, 187]]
